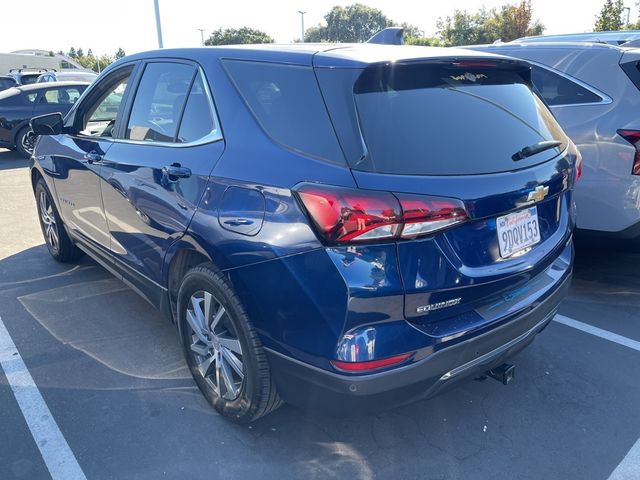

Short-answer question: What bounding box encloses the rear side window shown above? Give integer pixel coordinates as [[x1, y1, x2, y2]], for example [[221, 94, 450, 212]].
[[531, 66, 603, 106], [353, 62, 567, 175], [126, 62, 195, 142], [223, 60, 344, 163], [42, 87, 83, 105], [176, 73, 219, 143]]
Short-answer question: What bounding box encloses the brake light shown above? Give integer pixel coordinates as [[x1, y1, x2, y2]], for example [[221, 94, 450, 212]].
[[617, 129, 640, 175], [295, 184, 468, 244], [331, 352, 413, 372], [451, 60, 497, 68]]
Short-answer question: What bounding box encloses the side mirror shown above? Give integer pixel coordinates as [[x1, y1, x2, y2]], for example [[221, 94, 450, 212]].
[[30, 112, 64, 135]]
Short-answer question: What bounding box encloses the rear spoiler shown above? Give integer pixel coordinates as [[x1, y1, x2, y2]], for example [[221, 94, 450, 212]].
[[367, 27, 404, 45]]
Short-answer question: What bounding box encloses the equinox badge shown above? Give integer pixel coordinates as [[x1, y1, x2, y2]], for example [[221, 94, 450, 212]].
[[417, 298, 462, 313]]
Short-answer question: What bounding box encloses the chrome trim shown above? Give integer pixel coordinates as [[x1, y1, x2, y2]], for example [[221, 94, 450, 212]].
[[79, 64, 223, 148], [526, 59, 613, 107], [439, 313, 554, 381]]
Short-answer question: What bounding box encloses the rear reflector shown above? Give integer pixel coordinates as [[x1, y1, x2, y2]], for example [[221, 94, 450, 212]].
[[295, 183, 468, 244], [331, 353, 413, 373], [575, 149, 583, 182], [617, 129, 640, 175]]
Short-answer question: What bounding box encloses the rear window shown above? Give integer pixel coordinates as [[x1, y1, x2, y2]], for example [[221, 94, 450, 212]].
[[223, 60, 344, 164], [353, 62, 567, 175]]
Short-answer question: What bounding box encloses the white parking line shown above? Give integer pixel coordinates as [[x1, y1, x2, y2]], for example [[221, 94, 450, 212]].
[[554, 314, 640, 480], [554, 314, 640, 352], [608, 438, 640, 480], [0, 316, 87, 480]]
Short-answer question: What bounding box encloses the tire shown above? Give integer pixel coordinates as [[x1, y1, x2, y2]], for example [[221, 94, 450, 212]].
[[16, 126, 37, 158], [34, 178, 84, 262], [177, 264, 282, 423]]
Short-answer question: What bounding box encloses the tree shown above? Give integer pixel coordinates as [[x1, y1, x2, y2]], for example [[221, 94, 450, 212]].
[[68, 47, 77, 58], [204, 27, 273, 45], [485, 1, 544, 41], [304, 4, 393, 42], [115, 48, 126, 59], [437, 1, 545, 46], [594, 0, 625, 31], [76, 48, 84, 58], [437, 9, 494, 46], [405, 36, 441, 46]]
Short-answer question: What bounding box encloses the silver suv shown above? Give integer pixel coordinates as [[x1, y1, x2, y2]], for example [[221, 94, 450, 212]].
[[469, 38, 640, 238]]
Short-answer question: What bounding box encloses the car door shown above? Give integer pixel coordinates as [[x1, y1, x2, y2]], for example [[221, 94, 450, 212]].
[[99, 60, 224, 304], [51, 65, 136, 253]]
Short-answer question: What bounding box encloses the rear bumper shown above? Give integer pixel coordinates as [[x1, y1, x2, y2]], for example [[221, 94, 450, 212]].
[[266, 271, 571, 414]]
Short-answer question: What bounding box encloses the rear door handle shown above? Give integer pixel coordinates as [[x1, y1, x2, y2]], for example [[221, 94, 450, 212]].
[[162, 165, 192, 179], [83, 152, 102, 163], [223, 218, 254, 226]]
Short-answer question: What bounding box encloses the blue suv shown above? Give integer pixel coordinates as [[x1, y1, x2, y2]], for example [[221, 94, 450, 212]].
[[29, 44, 578, 422]]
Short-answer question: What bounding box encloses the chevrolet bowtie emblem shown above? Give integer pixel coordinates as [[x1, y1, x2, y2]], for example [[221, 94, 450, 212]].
[[526, 185, 549, 203]]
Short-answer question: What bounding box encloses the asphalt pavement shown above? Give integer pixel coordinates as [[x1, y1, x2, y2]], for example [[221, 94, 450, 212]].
[[1, 147, 639, 480]]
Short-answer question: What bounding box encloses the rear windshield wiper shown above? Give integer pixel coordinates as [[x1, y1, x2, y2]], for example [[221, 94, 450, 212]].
[[512, 140, 563, 161]]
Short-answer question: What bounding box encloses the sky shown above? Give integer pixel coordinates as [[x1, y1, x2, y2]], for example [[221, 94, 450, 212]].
[[2, 0, 636, 57]]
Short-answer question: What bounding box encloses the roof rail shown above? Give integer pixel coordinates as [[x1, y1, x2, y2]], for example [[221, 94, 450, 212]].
[[367, 27, 404, 45]]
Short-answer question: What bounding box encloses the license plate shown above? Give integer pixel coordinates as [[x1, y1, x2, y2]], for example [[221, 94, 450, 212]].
[[496, 207, 540, 258]]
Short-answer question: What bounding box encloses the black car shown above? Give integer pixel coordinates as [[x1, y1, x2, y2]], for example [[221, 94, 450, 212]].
[[0, 81, 88, 157], [0, 75, 18, 92]]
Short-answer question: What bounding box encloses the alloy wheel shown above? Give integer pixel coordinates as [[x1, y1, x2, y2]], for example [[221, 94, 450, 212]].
[[21, 130, 37, 155], [39, 190, 59, 252], [186, 290, 245, 400]]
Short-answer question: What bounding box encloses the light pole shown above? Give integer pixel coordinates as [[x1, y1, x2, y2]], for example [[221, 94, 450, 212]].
[[298, 11, 306, 42], [624, 7, 631, 27], [198, 28, 205, 46], [153, 0, 164, 48]]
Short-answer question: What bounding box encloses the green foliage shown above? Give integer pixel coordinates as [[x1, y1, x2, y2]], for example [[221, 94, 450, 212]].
[[594, 0, 625, 31], [437, 1, 545, 46], [305, 3, 400, 42], [204, 27, 274, 45], [404, 36, 441, 46], [63, 47, 127, 72]]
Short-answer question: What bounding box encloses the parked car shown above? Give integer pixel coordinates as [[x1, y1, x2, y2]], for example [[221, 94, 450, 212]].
[[29, 45, 578, 423], [0, 74, 17, 91], [37, 70, 98, 83], [0, 81, 88, 157], [8, 68, 51, 85], [468, 38, 640, 238]]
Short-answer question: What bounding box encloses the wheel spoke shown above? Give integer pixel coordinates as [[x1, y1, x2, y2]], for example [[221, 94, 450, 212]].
[[203, 291, 213, 324], [198, 353, 216, 378], [210, 305, 225, 332], [218, 336, 241, 355], [190, 296, 206, 329], [219, 355, 238, 399], [49, 225, 59, 249], [221, 347, 244, 379], [186, 310, 209, 344], [39, 192, 48, 218], [190, 337, 209, 356]]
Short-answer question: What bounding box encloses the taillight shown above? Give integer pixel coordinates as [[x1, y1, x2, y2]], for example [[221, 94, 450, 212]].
[[617, 129, 640, 175], [331, 352, 413, 373], [575, 149, 583, 182], [295, 183, 468, 244]]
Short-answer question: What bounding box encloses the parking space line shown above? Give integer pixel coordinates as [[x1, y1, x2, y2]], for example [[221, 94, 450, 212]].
[[553, 314, 640, 352], [608, 438, 640, 479], [0, 316, 87, 480]]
